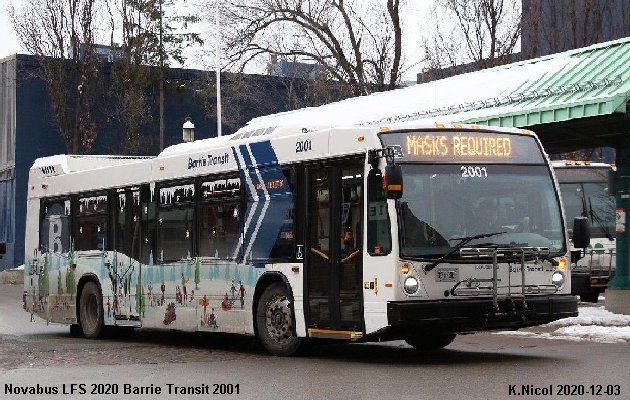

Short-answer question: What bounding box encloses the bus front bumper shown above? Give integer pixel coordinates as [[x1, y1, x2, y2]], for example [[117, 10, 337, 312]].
[[387, 295, 578, 333]]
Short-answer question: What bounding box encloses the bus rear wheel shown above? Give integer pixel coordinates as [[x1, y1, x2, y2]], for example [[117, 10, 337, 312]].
[[79, 281, 104, 339], [256, 283, 303, 356], [69, 324, 83, 336], [405, 333, 456, 350]]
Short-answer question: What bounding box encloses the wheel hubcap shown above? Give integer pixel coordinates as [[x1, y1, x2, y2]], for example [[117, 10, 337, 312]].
[[265, 295, 293, 344], [82, 293, 98, 333]]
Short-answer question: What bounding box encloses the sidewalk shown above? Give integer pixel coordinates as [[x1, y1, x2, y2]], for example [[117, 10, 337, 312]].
[[0, 267, 23, 284]]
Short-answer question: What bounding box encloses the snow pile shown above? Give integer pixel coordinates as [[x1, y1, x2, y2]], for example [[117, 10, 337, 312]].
[[496, 306, 630, 343], [553, 325, 630, 343], [544, 306, 630, 328]]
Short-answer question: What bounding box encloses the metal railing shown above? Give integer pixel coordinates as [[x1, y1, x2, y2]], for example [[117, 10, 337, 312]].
[[573, 247, 616, 277], [450, 246, 558, 309]]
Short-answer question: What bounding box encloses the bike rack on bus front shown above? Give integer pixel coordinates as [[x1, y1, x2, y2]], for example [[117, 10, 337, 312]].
[[450, 246, 558, 310]]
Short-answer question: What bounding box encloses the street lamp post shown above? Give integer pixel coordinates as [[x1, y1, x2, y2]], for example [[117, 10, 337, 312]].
[[215, 0, 222, 137], [182, 117, 195, 143]]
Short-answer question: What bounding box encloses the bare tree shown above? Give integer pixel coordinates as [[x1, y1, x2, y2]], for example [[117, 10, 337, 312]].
[[11, 0, 102, 154], [103, 0, 202, 152], [215, 0, 404, 96], [423, 0, 521, 74], [138, 0, 202, 151], [105, 0, 154, 154], [522, 0, 630, 59], [198, 70, 353, 133]]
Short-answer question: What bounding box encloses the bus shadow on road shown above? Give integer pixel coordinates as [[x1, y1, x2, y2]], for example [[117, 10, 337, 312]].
[[67, 328, 554, 366], [12, 323, 556, 367], [112, 328, 267, 355], [304, 341, 553, 366]]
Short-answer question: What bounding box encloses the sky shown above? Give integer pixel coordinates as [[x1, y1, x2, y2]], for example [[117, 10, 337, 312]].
[[0, 0, 19, 59], [0, 0, 432, 81]]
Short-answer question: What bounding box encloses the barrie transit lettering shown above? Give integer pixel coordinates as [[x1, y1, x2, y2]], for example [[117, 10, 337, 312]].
[[187, 152, 230, 169]]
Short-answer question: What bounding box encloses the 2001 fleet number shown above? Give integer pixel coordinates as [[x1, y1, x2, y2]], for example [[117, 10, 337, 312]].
[[461, 165, 488, 178], [296, 139, 312, 153]]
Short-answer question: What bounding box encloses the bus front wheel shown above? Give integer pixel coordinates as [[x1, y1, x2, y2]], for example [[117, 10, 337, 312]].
[[256, 283, 303, 356], [580, 293, 599, 303], [405, 333, 456, 350], [79, 281, 104, 339]]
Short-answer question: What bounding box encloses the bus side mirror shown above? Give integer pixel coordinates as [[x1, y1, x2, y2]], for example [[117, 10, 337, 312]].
[[0, 242, 6, 260], [385, 164, 403, 200], [608, 169, 617, 196], [368, 169, 385, 200], [572, 216, 590, 249]]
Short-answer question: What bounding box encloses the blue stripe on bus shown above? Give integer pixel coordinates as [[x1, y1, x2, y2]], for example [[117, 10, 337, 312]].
[[232, 141, 282, 262], [230, 146, 247, 259], [249, 140, 278, 166], [231, 147, 242, 170], [239, 144, 253, 168]]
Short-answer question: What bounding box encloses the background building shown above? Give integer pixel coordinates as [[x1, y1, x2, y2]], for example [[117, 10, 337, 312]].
[[0, 54, 322, 270], [521, 0, 630, 59]]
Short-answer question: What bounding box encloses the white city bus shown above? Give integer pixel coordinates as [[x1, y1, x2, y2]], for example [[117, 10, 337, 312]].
[[24, 122, 578, 356], [552, 160, 616, 303]]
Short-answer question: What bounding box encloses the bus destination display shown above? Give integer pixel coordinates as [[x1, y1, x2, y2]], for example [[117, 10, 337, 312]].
[[380, 130, 544, 164]]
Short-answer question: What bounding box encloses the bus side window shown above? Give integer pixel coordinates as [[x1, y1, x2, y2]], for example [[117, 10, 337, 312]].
[[114, 189, 142, 260], [367, 168, 391, 256], [39, 198, 72, 254], [157, 183, 195, 262], [76, 194, 108, 251], [244, 167, 295, 261], [198, 176, 242, 259]]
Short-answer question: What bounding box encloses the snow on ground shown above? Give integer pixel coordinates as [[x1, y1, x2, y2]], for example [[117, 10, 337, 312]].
[[545, 305, 630, 327], [495, 305, 630, 344]]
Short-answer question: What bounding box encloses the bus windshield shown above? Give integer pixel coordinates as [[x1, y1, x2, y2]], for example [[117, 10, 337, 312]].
[[559, 181, 615, 239], [398, 164, 565, 259]]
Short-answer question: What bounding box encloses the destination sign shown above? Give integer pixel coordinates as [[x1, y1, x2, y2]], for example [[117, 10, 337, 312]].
[[380, 130, 544, 164], [554, 167, 611, 183]]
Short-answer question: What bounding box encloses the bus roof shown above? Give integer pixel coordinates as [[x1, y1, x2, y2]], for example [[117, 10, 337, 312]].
[[29, 122, 541, 200], [158, 121, 532, 158]]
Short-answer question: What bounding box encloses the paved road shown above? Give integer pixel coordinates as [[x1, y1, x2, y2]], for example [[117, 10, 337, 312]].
[[1, 284, 629, 400]]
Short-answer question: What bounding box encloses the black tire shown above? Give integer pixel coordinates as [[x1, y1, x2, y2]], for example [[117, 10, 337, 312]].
[[405, 333, 456, 350], [69, 323, 83, 337], [105, 326, 134, 339], [256, 283, 303, 356], [79, 281, 104, 339], [580, 293, 599, 303]]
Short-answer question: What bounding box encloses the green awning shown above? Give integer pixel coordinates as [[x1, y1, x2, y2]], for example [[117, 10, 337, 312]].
[[458, 38, 630, 127]]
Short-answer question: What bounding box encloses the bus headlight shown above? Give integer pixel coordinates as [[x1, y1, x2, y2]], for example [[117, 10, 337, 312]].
[[403, 276, 419, 294], [552, 271, 565, 287]]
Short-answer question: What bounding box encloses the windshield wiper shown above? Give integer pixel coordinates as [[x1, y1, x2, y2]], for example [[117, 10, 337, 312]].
[[588, 197, 614, 241], [423, 231, 506, 272]]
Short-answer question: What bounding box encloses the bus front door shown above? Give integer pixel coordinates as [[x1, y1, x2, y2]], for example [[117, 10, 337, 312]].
[[305, 161, 364, 335]]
